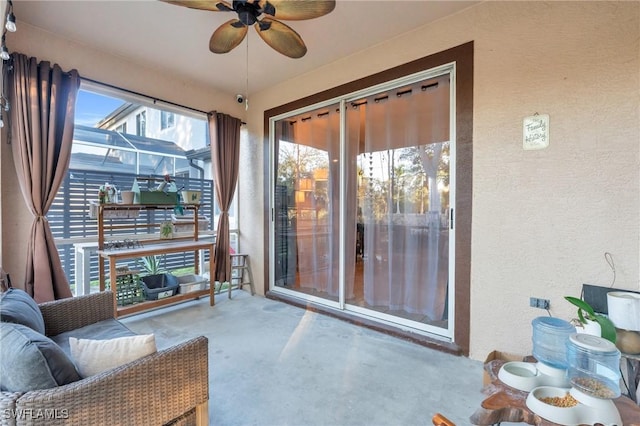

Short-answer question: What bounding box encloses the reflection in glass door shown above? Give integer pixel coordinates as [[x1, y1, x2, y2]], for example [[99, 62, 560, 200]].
[[273, 105, 342, 304], [272, 69, 454, 336]]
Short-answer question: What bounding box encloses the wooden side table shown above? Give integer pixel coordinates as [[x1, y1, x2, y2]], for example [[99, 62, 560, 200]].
[[470, 359, 640, 425]]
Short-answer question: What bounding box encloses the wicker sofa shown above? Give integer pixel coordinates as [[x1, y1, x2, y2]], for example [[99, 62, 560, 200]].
[[0, 291, 209, 426]]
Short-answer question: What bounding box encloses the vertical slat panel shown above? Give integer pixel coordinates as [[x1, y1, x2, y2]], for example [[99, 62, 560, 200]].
[[51, 169, 215, 290]]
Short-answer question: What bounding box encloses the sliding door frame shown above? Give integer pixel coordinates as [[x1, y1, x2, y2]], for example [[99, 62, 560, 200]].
[[264, 41, 473, 355]]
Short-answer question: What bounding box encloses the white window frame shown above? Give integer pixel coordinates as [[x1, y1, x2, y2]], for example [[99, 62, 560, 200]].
[[136, 111, 146, 136], [268, 63, 457, 340], [161, 111, 175, 130]]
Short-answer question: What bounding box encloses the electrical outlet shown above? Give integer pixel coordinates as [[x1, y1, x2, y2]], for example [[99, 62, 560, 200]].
[[530, 297, 550, 310]]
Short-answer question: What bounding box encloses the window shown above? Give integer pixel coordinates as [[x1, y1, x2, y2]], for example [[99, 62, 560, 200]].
[[136, 111, 146, 136], [49, 80, 236, 295], [161, 111, 175, 130]]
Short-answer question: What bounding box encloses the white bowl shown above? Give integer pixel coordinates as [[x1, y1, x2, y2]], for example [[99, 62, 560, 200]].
[[526, 386, 580, 425], [498, 362, 539, 391]]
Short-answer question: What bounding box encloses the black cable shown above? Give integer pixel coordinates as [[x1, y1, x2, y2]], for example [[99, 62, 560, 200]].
[[605, 251, 616, 287], [620, 366, 631, 396]]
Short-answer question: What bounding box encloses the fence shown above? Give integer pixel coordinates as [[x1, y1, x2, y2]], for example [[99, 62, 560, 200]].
[[50, 169, 216, 294]]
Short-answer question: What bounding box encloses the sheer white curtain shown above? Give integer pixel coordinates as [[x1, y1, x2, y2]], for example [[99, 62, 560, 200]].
[[418, 142, 448, 318], [358, 75, 450, 320], [288, 106, 355, 298]]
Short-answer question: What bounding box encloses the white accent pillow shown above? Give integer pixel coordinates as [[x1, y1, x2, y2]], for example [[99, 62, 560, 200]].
[[69, 334, 157, 377]]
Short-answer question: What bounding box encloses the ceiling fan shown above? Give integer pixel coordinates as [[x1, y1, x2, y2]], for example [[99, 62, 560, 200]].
[[161, 0, 336, 58]]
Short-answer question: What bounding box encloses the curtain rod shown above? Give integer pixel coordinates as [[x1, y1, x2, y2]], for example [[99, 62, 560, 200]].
[[81, 77, 246, 124], [81, 77, 211, 116]]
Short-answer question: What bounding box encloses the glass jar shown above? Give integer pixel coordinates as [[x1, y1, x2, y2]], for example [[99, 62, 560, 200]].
[[566, 333, 620, 399], [531, 316, 576, 369]]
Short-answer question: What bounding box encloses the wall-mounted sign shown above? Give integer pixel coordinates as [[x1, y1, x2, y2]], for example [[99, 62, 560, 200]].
[[523, 114, 549, 150]]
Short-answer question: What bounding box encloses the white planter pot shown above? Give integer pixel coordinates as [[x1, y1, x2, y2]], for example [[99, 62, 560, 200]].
[[607, 291, 640, 331], [576, 319, 601, 337]]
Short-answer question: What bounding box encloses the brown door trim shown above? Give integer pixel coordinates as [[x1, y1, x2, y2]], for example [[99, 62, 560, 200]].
[[263, 41, 473, 355]]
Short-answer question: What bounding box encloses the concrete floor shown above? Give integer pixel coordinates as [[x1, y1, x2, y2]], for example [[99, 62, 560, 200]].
[[122, 290, 487, 426]]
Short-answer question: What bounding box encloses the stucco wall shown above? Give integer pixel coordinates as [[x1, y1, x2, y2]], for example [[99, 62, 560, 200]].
[[2, 2, 639, 361], [245, 1, 640, 360]]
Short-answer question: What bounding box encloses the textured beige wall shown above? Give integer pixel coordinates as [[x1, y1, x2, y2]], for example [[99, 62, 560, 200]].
[[245, 1, 640, 360], [469, 1, 639, 359], [3, 2, 638, 360]]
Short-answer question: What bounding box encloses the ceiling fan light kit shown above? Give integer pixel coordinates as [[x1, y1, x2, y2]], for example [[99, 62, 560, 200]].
[[162, 0, 336, 58]]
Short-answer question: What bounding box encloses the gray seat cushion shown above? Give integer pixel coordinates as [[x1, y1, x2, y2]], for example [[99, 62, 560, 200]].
[[51, 318, 136, 357], [0, 288, 45, 334], [0, 322, 81, 392]]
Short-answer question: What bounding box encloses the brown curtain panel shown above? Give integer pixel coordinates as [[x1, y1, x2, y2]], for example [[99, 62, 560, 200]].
[[209, 112, 241, 283], [8, 53, 80, 302]]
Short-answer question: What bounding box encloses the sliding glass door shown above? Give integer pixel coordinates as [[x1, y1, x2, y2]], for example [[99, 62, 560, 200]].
[[273, 104, 343, 304], [271, 66, 454, 337]]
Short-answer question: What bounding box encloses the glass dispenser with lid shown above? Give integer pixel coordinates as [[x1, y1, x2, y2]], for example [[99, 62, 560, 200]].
[[566, 333, 621, 399]]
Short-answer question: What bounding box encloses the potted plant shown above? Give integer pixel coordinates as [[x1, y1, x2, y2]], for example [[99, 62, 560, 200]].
[[564, 296, 617, 343], [138, 255, 166, 276], [136, 255, 179, 300]]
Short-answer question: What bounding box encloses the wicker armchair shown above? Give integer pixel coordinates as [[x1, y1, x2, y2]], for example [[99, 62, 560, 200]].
[[0, 291, 209, 426]]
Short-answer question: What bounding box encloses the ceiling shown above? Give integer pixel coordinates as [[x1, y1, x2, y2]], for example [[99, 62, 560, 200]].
[[12, 1, 478, 96]]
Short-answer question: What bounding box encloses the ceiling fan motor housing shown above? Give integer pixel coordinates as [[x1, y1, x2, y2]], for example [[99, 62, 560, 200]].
[[234, 1, 260, 26]]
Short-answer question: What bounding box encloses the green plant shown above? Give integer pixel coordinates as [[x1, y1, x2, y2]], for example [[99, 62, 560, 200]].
[[160, 221, 173, 239], [564, 296, 616, 343], [137, 255, 165, 276]]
